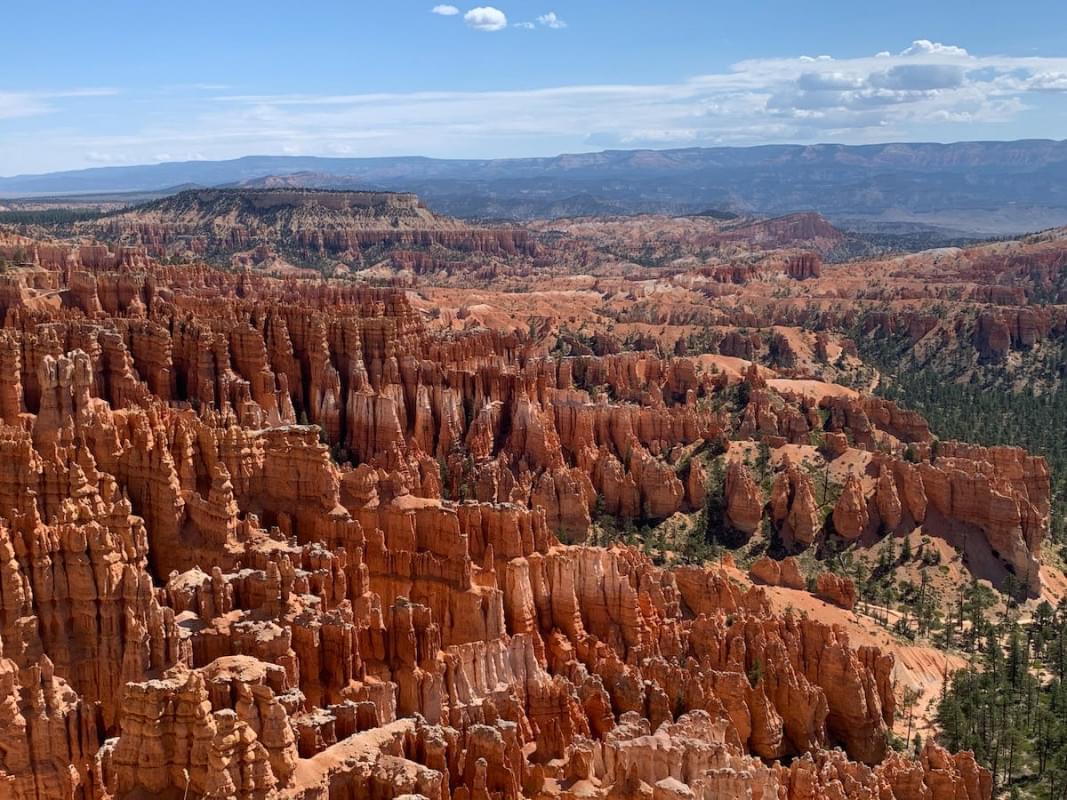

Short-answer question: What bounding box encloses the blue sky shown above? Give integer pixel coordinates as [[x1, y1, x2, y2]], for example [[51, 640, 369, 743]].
[[3, 0, 1067, 174]]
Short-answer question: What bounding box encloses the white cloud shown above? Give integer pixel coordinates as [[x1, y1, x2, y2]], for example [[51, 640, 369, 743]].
[[85, 151, 127, 163], [0, 92, 51, 120], [537, 12, 567, 29], [0, 88, 119, 120], [514, 21, 535, 30], [870, 64, 966, 90], [796, 72, 865, 91], [1029, 71, 1067, 91], [901, 40, 969, 57], [464, 6, 507, 31], [198, 40, 1067, 147], [431, 4, 459, 15], [618, 129, 698, 144], [9, 40, 1067, 173]]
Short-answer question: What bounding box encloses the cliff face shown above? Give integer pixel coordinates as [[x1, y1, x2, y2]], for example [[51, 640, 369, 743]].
[[0, 235, 1002, 800]]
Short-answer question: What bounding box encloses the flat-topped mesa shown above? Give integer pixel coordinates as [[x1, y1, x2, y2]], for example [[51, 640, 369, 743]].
[[201, 188, 428, 214], [79, 188, 538, 263]]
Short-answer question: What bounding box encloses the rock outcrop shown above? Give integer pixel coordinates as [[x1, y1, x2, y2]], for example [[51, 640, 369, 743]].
[[785, 253, 822, 280], [771, 464, 823, 548], [749, 556, 806, 590], [816, 572, 858, 610], [875, 464, 904, 532], [725, 460, 764, 537], [833, 474, 870, 540]]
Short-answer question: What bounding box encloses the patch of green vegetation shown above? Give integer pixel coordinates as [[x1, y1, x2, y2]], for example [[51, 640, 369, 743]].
[[0, 208, 106, 226], [937, 597, 1067, 798]]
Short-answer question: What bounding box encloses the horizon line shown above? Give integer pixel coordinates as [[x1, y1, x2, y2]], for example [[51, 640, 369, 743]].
[[4, 135, 1067, 183]]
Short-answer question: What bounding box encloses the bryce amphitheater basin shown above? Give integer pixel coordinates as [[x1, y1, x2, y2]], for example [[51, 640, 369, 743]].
[[0, 201, 1061, 800]]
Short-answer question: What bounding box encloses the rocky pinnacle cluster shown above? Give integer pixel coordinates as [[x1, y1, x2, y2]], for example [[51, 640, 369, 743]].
[[0, 230, 1033, 799]]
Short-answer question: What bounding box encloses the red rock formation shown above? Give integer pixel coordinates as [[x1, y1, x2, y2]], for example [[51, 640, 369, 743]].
[[785, 253, 822, 280], [0, 650, 96, 800], [685, 458, 707, 510], [875, 464, 904, 531], [749, 556, 806, 590], [749, 555, 783, 586], [81, 189, 538, 266], [816, 572, 858, 610], [725, 460, 764, 537], [917, 444, 1047, 593], [833, 474, 870, 540], [0, 232, 998, 800], [771, 464, 823, 548]]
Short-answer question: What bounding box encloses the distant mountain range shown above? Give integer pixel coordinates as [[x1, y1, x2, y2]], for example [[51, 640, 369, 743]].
[[4, 140, 1067, 234]]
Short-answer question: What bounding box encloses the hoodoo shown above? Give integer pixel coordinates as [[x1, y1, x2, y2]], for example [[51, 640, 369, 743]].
[[4, 211, 1053, 798]]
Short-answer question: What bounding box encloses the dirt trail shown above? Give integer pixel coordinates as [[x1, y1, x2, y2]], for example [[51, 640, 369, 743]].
[[768, 378, 859, 402]]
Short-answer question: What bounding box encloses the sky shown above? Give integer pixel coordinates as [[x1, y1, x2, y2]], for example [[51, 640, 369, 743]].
[[3, 0, 1067, 175]]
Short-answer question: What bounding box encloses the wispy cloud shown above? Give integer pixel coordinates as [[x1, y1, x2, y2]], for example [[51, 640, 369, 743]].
[[85, 150, 129, 164], [0, 88, 119, 120], [53, 88, 121, 98], [0, 93, 53, 120], [537, 12, 566, 29], [431, 4, 459, 16], [197, 41, 1067, 147], [5, 41, 1067, 173], [514, 11, 567, 30]]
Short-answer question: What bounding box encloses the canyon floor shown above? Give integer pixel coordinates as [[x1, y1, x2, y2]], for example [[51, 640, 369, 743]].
[[0, 189, 1063, 800]]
